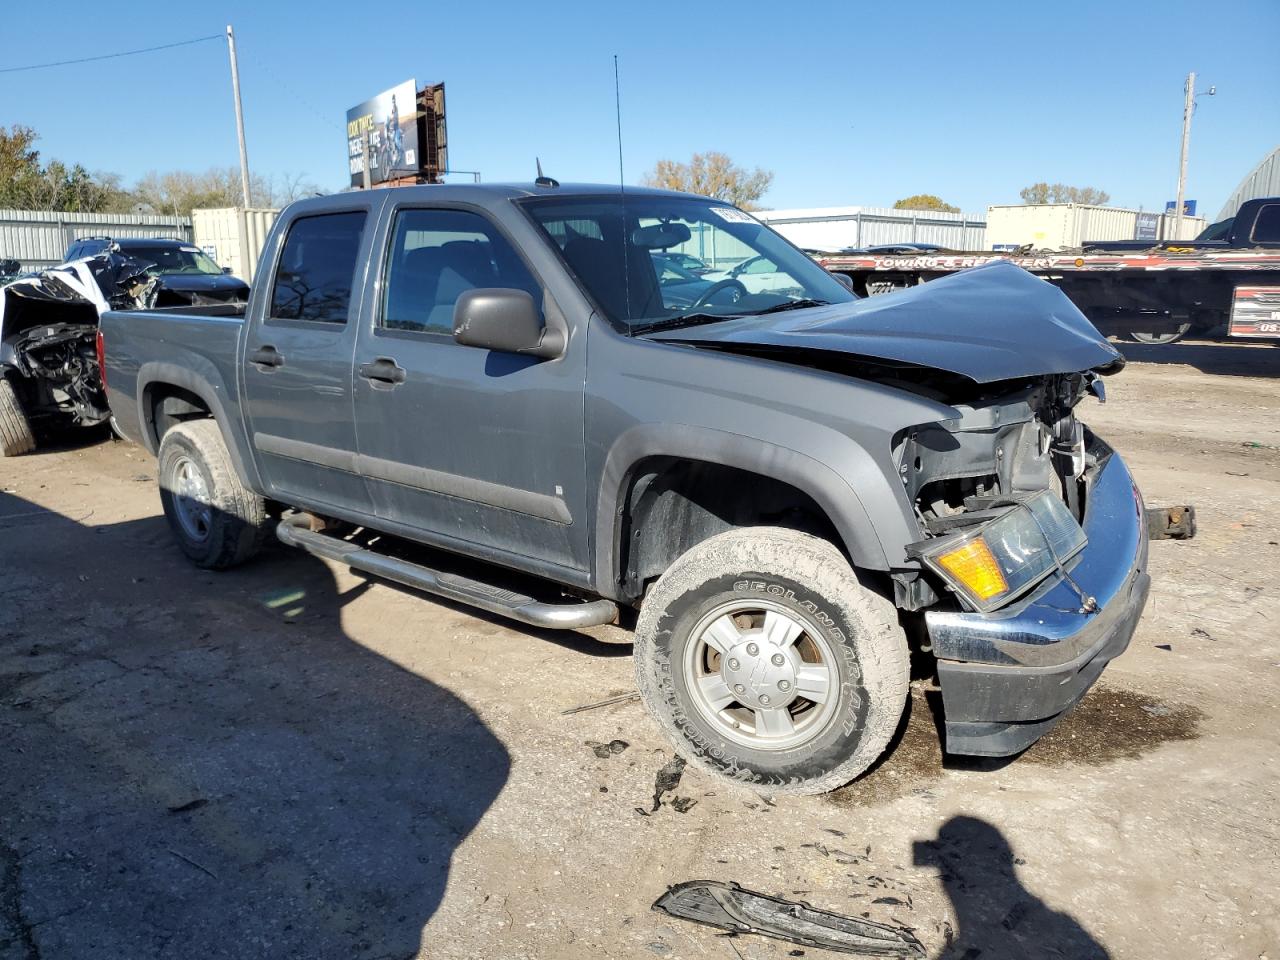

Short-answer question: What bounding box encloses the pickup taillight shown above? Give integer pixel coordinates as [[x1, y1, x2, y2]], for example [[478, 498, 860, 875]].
[[95, 328, 107, 393]]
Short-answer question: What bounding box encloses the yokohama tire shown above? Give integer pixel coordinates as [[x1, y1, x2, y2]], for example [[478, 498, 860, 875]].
[[0, 378, 36, 457], [158, 419, 267, 569], [634, 527, 909, 796]]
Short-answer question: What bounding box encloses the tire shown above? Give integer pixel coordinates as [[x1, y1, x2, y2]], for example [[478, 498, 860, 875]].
[[1129, 323, 1191, 345], [634, 527, 909, 796], [0, 377, 36, 457], [157, 419, 267, 569]]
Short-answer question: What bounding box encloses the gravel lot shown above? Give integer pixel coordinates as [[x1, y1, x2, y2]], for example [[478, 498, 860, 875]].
[[1, 339, 1277, 960]]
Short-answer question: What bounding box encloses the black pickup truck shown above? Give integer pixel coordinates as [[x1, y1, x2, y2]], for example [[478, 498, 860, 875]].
[[100, 184, 1149, 794]]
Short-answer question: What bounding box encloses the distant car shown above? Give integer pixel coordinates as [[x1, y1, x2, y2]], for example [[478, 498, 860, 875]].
[[64, 237, 249, 304], [652, 251, 712, 275], [702, 255, 804, 297]]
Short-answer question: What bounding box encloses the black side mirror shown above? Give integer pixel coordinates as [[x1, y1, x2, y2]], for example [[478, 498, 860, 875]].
[[453, 288, 564, 359], [222, 266, 234, 274]]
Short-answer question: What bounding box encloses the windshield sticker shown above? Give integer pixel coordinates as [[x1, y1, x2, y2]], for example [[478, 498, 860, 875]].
[[710, 207, 758, 224]]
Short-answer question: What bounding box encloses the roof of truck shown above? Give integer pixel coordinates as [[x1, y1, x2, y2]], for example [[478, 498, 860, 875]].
[[282, 182, 713, 217]]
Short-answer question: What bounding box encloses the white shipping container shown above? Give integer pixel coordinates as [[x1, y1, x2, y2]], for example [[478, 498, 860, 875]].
[[756, 206, 987, 252], [985, 203, 1206, 250], [191, 207, 280, 283]]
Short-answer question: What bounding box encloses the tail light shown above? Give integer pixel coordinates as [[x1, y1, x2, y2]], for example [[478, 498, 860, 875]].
[[95, 328, 107, 393]]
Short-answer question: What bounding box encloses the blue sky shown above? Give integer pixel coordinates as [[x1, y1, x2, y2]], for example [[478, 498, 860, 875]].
[[4, 0, 1277, 217]]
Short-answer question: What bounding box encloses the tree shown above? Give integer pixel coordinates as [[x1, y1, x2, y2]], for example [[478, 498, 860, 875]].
[[643, 151, 773, 210], [1020, 182, 1111, 205], [1, 125, 133, 212], [893, 194, 960, 213]]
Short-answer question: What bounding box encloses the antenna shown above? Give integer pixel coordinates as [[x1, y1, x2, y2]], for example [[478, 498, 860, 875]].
[[534, 156, 558, 189], [614, 54, 632, 324]]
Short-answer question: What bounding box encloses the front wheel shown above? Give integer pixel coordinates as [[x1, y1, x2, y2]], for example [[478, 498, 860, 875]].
[[634, 527, 909, 795], [0, 377, 36, 457]]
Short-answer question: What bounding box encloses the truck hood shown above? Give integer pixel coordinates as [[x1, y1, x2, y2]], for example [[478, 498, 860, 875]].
[[645, 260, 1123, 384]]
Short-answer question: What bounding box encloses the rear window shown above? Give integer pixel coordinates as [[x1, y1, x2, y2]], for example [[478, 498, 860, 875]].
[[269, 212, 367, 324], [1251, 204, 1280, 244]]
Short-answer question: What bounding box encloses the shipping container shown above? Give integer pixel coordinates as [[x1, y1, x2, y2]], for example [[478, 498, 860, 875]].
[[191, 207, 280, 283], [0, 209, 191, 269], [984, 203, 1206, 250]]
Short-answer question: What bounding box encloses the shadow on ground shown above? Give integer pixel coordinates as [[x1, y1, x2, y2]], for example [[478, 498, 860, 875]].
[[1117, 338, 1280, 377], [0, 490, 509, 959], [915, 815, 1111, 959]]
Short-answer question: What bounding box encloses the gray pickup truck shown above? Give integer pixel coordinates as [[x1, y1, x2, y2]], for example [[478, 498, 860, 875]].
[[100, 184, 1149, 795]]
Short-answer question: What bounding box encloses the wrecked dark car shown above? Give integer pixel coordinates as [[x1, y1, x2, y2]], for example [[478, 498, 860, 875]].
[[99, 185, 1149, 794], [1, 247, 249, 456]]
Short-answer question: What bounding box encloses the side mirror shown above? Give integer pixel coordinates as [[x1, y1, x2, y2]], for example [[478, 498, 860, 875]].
[[453, 288, 564, 359], [829, 270, 855, 293], [222, 266, 234, 274]]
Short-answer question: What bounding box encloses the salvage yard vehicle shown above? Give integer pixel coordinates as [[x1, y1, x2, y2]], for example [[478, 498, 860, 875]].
[[100, 184, 1149, 794], [63, 237, 250, 306], [821, 196, 1280, 345]]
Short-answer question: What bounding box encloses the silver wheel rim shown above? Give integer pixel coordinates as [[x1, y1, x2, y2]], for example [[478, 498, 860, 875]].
[[171, 455, 213, 543], [683, 598, 840, 751]]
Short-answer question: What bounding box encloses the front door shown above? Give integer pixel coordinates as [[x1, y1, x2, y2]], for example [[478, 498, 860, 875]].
[[351, 204, 588, 573], [242, 205, 380, 517]]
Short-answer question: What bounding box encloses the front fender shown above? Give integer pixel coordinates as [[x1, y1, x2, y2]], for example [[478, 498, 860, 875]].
[[593, 422, 895, 599]]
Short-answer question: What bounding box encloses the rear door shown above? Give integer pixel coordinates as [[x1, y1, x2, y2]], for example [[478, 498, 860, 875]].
[[351, 202, 589, 573], [241, 203, 381, 516]]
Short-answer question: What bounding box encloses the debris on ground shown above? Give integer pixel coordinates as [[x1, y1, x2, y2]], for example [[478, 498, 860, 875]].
[[1145, 504, 1197, 540], [669, 796, 698, 813], [652, 880, 925, 956], [560, 691, 641, 715], [650, 756, 686, 812], [586, 738, 630, 758]]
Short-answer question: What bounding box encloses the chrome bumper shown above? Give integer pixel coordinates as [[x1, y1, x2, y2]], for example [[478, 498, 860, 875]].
[[925, 443, 1149, 756]]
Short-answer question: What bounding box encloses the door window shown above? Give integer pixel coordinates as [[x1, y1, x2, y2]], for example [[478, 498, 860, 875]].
[[269, 211, 367, 324], [381, 209, 540, 335], [1251, 204, 1280, 244]]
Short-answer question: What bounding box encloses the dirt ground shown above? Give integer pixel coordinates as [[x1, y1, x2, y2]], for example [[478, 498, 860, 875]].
[[2, 338, 1277, 960]]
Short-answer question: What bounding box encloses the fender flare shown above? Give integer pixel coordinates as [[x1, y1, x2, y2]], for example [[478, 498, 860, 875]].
[[136, 360, 262, 492], [592, 423, 893, 599]]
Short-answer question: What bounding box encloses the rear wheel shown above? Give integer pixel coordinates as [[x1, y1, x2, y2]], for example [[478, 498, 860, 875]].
[[158, 419, 267, 569], [0, 378, 36, 457], [634, 527, 909, 795]]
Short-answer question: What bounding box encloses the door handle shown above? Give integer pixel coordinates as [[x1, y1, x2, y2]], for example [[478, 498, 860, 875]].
[[249, 345, 284, 369], [358, 357, 407, 387]]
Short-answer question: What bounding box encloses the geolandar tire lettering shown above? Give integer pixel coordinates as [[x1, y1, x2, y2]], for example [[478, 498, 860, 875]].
[[634, 527, 909, 796], [157, 419, 268, 570]]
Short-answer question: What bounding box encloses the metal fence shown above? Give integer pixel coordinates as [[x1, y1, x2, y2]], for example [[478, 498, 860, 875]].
[[756, 206, 987, 252], [0, 209, 192, 270]]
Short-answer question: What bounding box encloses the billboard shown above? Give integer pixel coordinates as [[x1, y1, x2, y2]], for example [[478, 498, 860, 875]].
[[1165, 200, 1197, 217], [1134, 212, 1159, 242], [347, 79, 419, 188]]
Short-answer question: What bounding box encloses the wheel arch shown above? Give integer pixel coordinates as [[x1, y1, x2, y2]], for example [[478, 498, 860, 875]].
[[137, 360, 262, 492], [593, 424, 891, 602]]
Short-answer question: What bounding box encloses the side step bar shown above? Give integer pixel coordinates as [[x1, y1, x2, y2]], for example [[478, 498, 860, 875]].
[[276, 514, 619, 630]]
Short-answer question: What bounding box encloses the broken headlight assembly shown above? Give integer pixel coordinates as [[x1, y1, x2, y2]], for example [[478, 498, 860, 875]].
[[911, 490, 1087, 613]]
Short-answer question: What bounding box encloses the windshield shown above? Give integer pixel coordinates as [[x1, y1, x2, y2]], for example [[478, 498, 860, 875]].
[[122, 245, 224, 276], [520, 195, 855, 333], [1194, 217, 1233, 242]]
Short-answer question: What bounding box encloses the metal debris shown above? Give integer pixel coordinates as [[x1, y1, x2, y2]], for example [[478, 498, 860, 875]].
[[560, 691, 641, 715], [653, 881, 925, 957], [1146, 505, 1197, 540]]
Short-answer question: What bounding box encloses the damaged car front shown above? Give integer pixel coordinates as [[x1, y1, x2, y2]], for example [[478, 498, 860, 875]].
[[648, 258, 1149, 758], [0, 253, 153, 455]]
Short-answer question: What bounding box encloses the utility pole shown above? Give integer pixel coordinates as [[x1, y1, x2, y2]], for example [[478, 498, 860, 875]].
[[1174, 71, 1215, 241], [226, 24, 252, 209], [1174, 71, 1195, 241]]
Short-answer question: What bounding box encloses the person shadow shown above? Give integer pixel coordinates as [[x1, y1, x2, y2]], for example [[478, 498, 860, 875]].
[[0, 489, 510, 959], [914, 816, 1111, 960]]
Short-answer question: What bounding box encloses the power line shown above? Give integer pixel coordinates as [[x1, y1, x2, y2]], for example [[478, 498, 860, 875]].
[[0, 34, 223, 74]]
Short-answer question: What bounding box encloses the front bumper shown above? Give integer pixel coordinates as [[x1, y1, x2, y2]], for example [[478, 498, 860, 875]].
[[925, 444, 1149, 756]]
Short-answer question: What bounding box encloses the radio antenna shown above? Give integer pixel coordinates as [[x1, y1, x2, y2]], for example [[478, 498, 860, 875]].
[[613, 55, 625, 188]]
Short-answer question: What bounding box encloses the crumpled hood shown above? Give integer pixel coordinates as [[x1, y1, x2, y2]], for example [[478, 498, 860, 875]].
[[646, 260, 1123, 384]]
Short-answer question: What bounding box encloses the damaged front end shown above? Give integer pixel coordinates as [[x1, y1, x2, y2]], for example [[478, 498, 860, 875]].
[[898, 373, 1150, 757], [0, 253, 155, 429]]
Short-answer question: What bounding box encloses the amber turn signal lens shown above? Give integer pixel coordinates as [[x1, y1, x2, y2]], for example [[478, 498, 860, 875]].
[[935, 539, 1008, 601]]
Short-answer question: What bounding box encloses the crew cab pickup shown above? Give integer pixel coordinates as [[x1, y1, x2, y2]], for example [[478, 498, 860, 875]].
[[101, 184, 1150, 794]]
